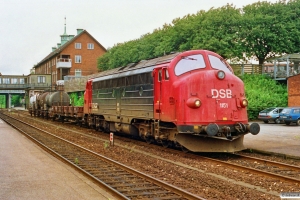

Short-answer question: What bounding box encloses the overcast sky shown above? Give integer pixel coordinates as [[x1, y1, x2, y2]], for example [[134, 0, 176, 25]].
[[0, 0, 278, 75]]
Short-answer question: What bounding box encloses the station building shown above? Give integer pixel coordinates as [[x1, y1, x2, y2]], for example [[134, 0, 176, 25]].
[[33, 22, 107, 90], [0, 21, 107, 108]]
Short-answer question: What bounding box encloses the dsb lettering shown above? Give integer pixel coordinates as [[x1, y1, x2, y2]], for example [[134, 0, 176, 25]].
[[211, 89, 232, 98]]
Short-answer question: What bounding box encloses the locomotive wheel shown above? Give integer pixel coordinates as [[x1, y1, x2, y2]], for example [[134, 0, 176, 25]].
[[145, 137, 154, 144]]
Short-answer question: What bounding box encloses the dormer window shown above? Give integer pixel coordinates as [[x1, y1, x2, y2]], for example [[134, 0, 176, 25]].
[[75, 43, 81, 49]]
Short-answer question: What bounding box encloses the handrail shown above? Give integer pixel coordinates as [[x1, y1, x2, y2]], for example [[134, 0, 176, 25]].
[[231, 64, 300, 79], [57, 58, 71, 62], [0, 83, 51, 89]]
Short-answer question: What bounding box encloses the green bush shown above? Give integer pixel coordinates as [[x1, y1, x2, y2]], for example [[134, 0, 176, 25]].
[[0, 95, 5, 108], [69, 92, 84, 106], [240, 74, 288, 120]]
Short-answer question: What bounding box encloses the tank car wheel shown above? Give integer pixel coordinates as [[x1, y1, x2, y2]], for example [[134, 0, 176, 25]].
[[145, 137, 154, 144], [161, 140, 170, 148]]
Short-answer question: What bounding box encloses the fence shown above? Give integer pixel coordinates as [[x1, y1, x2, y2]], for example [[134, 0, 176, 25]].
[[231, 64, 299, 80]]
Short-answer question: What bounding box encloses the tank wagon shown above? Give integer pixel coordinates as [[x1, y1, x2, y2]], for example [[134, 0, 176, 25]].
[[82, 50, 260, 152], [29, 91, 71, 119]]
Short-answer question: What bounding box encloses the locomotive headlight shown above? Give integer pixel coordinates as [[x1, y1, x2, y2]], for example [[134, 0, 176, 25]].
[[186, 97, 201, 108], [195, 100, 201, 107], [241, 99, 248, 107], [216, 70, 225, 80]]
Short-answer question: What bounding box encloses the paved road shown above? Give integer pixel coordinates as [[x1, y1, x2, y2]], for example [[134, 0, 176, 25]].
[[244, 121, 300, 158]]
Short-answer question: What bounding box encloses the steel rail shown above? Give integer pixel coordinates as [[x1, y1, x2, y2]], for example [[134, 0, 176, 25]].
[[0, 112, 205, 200], [198, 153, 300, 185]]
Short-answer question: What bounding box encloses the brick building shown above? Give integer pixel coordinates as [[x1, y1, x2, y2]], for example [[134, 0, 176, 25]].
[[287, 74, 300, 106], [33, 23, 106, 88]]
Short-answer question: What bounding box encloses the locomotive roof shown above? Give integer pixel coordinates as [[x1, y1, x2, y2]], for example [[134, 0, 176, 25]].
[[92, 52, 180, 82]]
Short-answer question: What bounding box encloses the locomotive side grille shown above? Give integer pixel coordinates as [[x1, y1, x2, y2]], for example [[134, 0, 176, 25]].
[[92, 72, 154, 122]]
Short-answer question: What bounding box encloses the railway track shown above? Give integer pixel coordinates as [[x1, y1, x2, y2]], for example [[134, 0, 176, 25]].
[[200, 153, 300, 184], [4, 109, 300, 198], [0, 112, 205, 200], [6, 110, 300, 186]]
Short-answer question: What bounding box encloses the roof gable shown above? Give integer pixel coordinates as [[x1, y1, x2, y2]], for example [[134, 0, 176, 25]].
[[35, 30, 106, 68]]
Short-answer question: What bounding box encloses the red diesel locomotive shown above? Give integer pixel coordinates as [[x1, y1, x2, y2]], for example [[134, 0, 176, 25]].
[[82, 50, 260, 152]]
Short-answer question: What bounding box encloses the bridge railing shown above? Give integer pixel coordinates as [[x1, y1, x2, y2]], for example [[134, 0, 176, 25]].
[[0, 83, 51, 90], [231, 64, 300, 80]]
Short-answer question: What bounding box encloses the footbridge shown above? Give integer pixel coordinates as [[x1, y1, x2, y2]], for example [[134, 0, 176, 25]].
[[0, 74, 51, 108]]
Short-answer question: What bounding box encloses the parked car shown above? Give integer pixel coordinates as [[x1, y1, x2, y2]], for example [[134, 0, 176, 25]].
[[279, 107, 300, 126], [257, 107, 284, 124]]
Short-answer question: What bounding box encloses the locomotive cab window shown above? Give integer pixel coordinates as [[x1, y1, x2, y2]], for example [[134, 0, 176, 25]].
[[164, 69, 169, 80], [209, 55, 232, 73], [174, 54, 206, 76], [158, 70, 162, 82], [158, 68, 169, 81]]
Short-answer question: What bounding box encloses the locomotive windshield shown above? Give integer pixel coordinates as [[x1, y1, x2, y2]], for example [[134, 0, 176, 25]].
[[174, 54, 206, 76], [208, 55, 232, 73]]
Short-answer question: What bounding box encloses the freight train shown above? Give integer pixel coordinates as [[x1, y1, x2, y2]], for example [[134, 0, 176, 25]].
[[29, 50, 260, 152]]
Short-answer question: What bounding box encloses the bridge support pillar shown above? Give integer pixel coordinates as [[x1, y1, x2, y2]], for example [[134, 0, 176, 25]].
[[6, 94, 11, 108]]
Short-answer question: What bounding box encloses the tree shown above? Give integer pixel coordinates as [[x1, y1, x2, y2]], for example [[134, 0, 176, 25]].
[[286, 0, 300, 53], [97, 0, 300, 69], [0, 95, 5, 108], [192, 4, 243, 59], [238, 1, 296, 64]]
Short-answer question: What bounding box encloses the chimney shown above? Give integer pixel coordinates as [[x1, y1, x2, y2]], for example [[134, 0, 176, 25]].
[[57, 43, 61, 48]]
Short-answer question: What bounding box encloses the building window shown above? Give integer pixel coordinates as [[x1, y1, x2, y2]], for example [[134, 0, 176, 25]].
[[87, 43, 94, 49], [20, 78, 25, 84], [37, 76, 46, 83], [11, 78, 18, 84], [75, 55, 81, 63], [75, 69, 82, 77], [75, 43, 81, 49], [3, 78, 10, 84]]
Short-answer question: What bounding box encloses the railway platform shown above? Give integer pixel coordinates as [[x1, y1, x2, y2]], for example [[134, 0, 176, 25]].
[[244, 122, 300, 158], [0, 118, 115, 200]]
